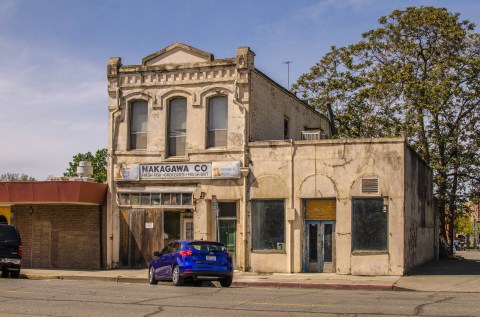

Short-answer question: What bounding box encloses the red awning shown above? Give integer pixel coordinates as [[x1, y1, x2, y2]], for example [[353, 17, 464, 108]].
[[0, 181, 107, 205]]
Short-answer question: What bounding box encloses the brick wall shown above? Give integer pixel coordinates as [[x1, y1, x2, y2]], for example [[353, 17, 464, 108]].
[[11, 204, 102, 269]]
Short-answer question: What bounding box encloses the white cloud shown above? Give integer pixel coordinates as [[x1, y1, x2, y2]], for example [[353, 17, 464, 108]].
[[0, 36, 107, 180], [0, 0, 17, 25], [299, 0, 378, 21]]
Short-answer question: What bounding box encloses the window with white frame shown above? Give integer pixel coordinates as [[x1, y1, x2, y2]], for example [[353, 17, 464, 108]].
[[130, 100, 148, 150], [251, 200, 285, 251], [352, 198, 388, 252], [168, 98, 187, 156], [208, 96, 227, 147]]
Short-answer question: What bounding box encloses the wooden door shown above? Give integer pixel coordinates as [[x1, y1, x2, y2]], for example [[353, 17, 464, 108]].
[[120, 209, 162, 268]]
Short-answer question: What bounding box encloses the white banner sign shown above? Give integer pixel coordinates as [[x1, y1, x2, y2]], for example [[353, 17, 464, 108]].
[[114, 164, 140, 181], [212, 161, 241, 179], [140, 163, 212, 179]]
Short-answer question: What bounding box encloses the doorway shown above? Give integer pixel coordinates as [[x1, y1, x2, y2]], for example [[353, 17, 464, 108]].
[[303, 199, 336, 273], [304, 220, 335, 272], [219, 219, 236, 265]]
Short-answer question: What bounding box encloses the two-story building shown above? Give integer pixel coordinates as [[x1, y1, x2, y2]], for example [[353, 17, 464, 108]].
[[106, 42, 436, 275]]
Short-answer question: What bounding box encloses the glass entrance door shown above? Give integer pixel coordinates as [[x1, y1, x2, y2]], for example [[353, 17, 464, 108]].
[[304, 220, 335, 273]]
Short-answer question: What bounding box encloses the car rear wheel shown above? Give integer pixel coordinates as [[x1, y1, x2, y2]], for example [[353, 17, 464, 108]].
[[220, 276, 232, 287], [148, 266, 158, 285], [1, 269, 8, 278], [171, 265, 184, 286], [10, 268, 20, 279]]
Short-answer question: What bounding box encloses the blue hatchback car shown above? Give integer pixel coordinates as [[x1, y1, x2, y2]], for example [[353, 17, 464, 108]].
[[148, 240, 233, 287]]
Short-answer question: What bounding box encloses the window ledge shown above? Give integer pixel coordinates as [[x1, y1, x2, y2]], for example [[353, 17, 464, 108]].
[[351, 251, 388, 256], [163, 156, 190, 162], [251, 250, 286, 254]]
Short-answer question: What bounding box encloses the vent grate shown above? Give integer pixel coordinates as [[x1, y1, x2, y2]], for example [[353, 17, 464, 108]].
[[362, 178, 379, 193]]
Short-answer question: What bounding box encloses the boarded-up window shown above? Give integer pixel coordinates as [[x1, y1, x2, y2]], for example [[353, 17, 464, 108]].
[[305, 199, 336, 220]]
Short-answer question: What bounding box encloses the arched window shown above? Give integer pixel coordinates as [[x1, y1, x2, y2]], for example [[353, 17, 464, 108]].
[[168, 98, 187, 156], [130, 100, 148, 150], [208, 96, 227, 147]]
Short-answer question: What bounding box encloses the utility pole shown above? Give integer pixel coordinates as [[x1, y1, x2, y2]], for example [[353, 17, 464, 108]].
[[282, 61, 293, 90]]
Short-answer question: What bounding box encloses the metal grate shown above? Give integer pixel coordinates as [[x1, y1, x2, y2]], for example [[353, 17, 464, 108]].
[[362, 178, 379, 193]]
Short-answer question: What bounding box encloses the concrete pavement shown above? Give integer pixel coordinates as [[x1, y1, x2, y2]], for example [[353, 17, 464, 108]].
[[18, 250, 480, 292]]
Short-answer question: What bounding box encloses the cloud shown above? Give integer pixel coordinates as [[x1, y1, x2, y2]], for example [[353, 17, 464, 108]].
[[0, 0, 17, 25], [299, 0, 378, 21], [0, 36, 107, 180]]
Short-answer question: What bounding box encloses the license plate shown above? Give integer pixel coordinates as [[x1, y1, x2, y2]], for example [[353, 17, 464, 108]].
[[206, 255, 216, 262]]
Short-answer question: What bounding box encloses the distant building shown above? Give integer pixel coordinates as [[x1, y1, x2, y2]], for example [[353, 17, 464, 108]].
[[105, 42, 435, 275]]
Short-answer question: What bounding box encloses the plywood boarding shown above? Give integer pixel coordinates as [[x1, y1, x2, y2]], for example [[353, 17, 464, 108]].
[[306, 199, 336, 220]]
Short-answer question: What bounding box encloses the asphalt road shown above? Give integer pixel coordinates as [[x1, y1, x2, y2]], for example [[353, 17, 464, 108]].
[[0, 278, 479, 317]]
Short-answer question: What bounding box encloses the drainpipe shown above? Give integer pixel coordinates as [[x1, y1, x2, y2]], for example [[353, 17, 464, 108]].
[[108, 85, 121, 269], [234, 72, 250, 272], [288, 138, 296, 273]]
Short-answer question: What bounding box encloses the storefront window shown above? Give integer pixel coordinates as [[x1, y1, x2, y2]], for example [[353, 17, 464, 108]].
[[140, 193, 151, 205], [151, 194, 161, 205], [352, 198, 387, 252], [251, 200, 285, 251], [118, 192, 193, 207]]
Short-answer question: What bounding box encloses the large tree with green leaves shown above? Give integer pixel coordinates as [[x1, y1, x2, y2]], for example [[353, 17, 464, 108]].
[[64, 149, 107, 183], [293, 6, 480, 254]]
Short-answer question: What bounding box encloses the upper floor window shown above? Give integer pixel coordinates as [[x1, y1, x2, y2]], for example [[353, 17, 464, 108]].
[[130, 100, 148, 150], [284, 116, 290, 139], [168, 98, 187, 157], [208, 96, 227, 147]]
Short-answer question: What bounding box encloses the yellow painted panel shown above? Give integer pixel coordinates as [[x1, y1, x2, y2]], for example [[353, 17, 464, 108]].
[[306, 199, 336, 220], [0, 207, 11, 224]]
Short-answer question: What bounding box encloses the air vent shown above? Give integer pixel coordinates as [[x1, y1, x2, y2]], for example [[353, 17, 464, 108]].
[[362, 178, 379, 193], [302, 130, 321, 140]]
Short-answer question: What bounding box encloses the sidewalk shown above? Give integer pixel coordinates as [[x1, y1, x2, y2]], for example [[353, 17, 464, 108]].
[[19, 250, 480, 292]]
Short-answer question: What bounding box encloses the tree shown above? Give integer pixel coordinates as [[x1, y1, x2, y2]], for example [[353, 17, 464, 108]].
[[455, 212, 473, 236], [64, 149, 107, 183], [293, 6, 480, 255], [0, 173, 36, 181]]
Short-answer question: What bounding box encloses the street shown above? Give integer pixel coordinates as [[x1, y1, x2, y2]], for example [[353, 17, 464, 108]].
[[1, 278, 479, 317]]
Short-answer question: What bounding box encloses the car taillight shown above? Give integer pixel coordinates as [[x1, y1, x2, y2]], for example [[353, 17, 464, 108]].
[[18, 245, 22, 257], [179, 250, 192, 257], [227, 252, 232, 258]]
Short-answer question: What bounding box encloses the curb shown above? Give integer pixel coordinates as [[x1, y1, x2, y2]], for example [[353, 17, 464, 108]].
[[23, 274, 146, 284], [23, 273, 395, 291], [232, 281, 394, 291]]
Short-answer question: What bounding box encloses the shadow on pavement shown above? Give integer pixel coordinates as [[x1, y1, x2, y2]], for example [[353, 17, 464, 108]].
[[407, 251, 480, 276]]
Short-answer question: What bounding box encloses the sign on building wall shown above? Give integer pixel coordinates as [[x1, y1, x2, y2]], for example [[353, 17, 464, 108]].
[[212, 161, 241, 179], [114, 164, 140, 181], [114, 161, 241, 181], [141, 163, 212, 179]]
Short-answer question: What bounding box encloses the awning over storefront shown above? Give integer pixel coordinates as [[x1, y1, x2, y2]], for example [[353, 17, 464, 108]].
[[0, 181, 107, 205]]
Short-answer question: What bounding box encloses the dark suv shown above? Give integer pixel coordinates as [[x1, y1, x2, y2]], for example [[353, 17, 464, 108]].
[[0, 224, 22, 278]]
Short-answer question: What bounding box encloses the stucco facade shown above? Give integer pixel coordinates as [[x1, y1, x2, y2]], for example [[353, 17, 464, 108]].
[[106, 43, 435, 275]]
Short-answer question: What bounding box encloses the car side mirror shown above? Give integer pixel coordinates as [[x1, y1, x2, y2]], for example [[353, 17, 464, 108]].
[[153, 251, 161, 257]]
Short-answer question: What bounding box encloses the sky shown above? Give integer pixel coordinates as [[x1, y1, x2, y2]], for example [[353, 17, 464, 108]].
[[1, 0, 479, 181]]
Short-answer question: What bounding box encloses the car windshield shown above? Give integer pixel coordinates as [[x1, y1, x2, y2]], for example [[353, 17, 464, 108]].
[[0, 226, 18, 241], [188, 242, 226, 252]]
